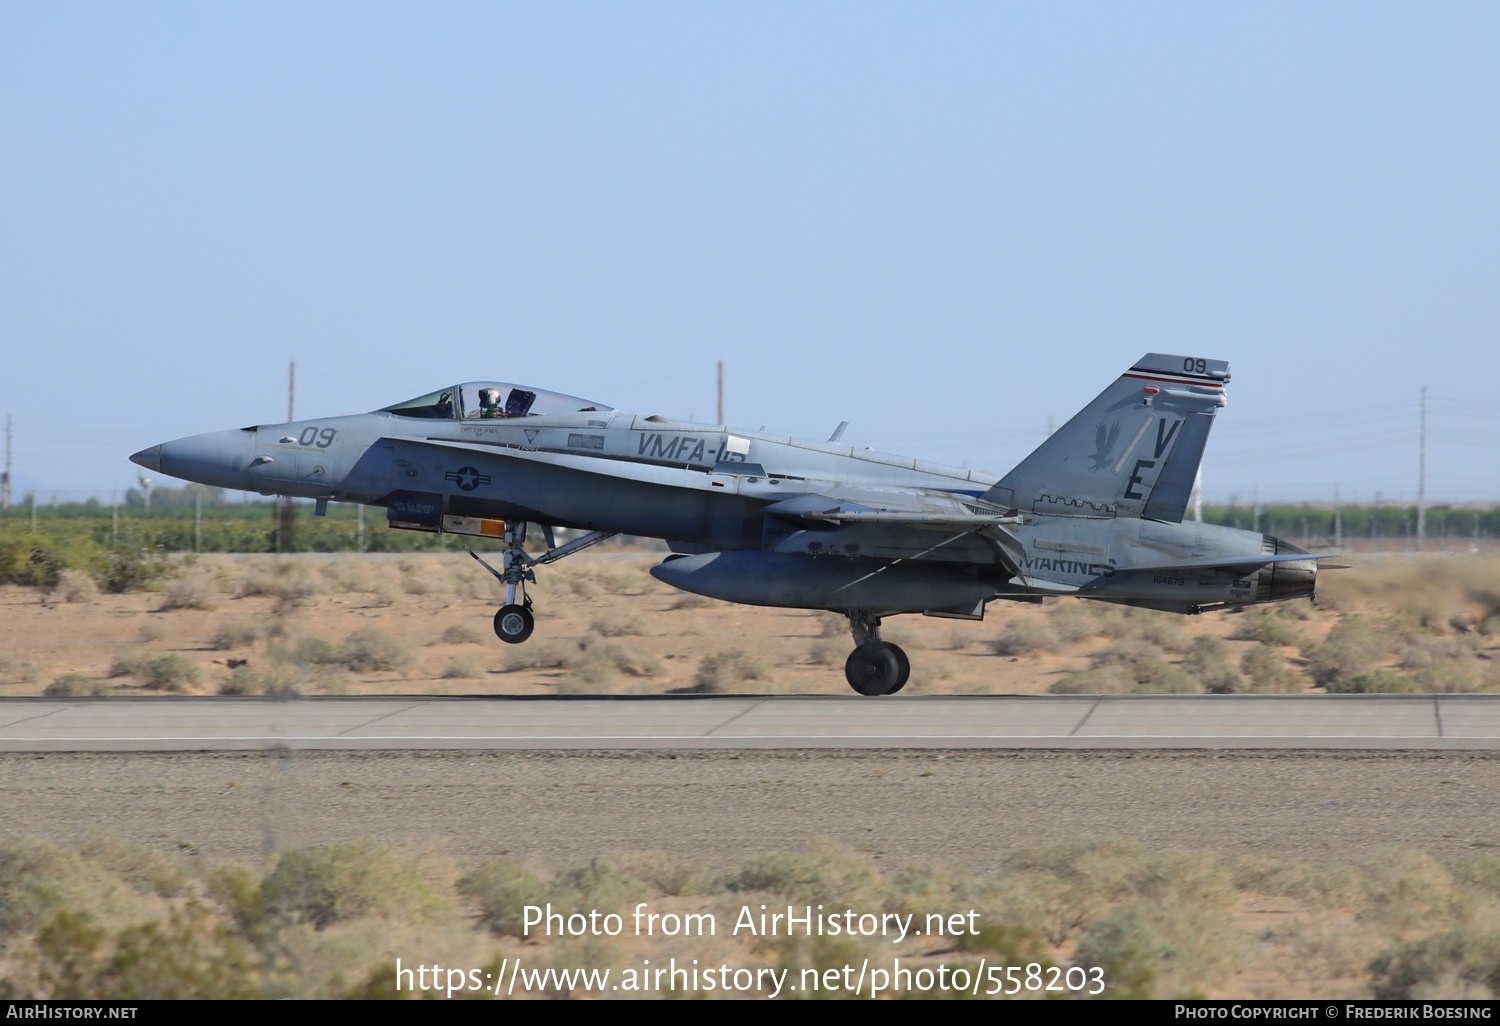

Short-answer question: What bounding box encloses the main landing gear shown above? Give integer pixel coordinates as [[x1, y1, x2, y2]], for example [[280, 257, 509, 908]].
[[843, 610, 909, 696], [465, 522, 617, 645]]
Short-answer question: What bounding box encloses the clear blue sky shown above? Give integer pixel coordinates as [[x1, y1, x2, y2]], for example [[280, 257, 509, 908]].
[[3, 2, 1496, 505]]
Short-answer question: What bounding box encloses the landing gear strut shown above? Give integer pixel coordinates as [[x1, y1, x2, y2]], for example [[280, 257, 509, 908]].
[[843, 610, 909, 696], [466, 522, 617, 644]]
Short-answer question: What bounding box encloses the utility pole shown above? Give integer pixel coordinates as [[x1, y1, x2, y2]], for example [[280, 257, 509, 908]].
[[2, 414, 10, 511], [716, 361, 724, 425], [1416, 385, 1427, 550], [279, 360, 296, 554], [1334, 484, 1343, 549]]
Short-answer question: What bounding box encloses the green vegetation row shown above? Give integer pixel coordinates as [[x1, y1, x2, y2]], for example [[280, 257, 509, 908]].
[[3, 833, 1499, 999]]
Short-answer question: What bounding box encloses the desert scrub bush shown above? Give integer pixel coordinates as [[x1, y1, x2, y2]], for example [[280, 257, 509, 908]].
[[1370, 926, 1500, 999], [43, 674, 112, 698], [341, 629, 415, 673], [238, 563, 320, 603], [218, 665, 299, 697], [726, 841, 883, 907], [1048, 665, 1130, 694], [257, 839, 449, 930], [1327, 670, 1421, 694], [1357, 848, 1464, 932], [136, 621, 165, 643], [438, 623, 484, 646], [440, 653, 485, 680], [805, 639, 845, 666], [589, 612, 645, 637], [77, 834, 192, 900], [500, 642, 576, 672], [1125, 608, 1190, 651], [692, 650, 772, 693], [615, 852, 706, 897], [550, 856, 652, 911], [140, 654, 203, 692], [459, 857, 550, 937], [54, 569, 99, 603], [158, 575, 220, 611], [108, 647, 150, 679], [1049, 600, 1124, 644], [210, 620, 262, 651], [1228, 607, 1309, 648], [1304, 614, 1390, 688], [989, 618, 1058, 656], [269, 636, 343, 669], [0, 837, 139, 943], [1182, 635, 1244, 694], [995, 837, 1150, 947], [1240, 645, 1304, 693]]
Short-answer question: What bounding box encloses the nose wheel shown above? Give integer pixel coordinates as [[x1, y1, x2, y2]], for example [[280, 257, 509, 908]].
[[494, 602, 535, 644], [842, 610, 910, 695], [465, 522, 617, 645]]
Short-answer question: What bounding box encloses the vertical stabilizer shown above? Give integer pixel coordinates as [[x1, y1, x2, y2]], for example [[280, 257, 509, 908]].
[[984, 354, 1229, 522]]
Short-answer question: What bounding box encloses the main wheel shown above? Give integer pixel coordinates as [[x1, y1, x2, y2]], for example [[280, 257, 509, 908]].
[[845, 642, 907, 696], [493, 604, 535, 644]]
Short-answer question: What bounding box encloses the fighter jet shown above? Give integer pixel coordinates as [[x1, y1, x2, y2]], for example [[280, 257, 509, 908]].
[[131, 354, 1325, 695]]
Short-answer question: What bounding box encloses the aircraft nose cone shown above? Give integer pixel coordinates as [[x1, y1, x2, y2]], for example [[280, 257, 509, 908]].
[[130, 444, 163, 473]]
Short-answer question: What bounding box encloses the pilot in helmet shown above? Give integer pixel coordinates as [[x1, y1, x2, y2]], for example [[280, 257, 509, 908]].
[[478, 387, 503, 418]]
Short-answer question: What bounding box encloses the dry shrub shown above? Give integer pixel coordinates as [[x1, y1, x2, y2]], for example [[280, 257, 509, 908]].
[[1305, 614, 1389, 687], [989, 618, 1058, 657], [1049, 601, 1121, 645], [1229, 608, 1309, 648], [459, 857, 550, 937], [108, 648, 149, 679], [55, 569, 99, 604], [590, 613, 645, 637], [1182, 636, 1243, 694], [238, 563, 321, 603], [44, 674, 112, 698], [341, 630, 415, 674], [1328, 670, 1422, 694], [691, 651, 772, 693], [136, 622, 165, 643], [1240, 645, 1304, 693], [210, 621, 262, 651], [140, 654, 203, 692], [438, 623, 485, 646], [805, 640, 844, 666], [218, 665, 300, 697], [159, 575, 220, 612], [258, 839, 451, 930], [614, 852, 706, 897], [1087, 639, 1202, 694], [726, 841, 883, 907], [1126, 608, 1190, 652], [319, 559, 379, 594], [1049, 665, 1130, 695], [440, 654, 485, 680], [500, 642, 576, 673]]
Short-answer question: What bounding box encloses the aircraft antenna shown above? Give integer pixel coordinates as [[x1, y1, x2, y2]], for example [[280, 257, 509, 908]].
[[716, 361, 724, 425], [1416, 384, 1427, 550]]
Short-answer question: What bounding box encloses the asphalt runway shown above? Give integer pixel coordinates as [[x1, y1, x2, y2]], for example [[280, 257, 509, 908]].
[[5, 696, 1499, 870], [2, 693, 1499, 751]]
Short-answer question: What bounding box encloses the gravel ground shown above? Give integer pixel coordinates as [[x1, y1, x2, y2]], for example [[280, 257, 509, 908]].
[[3, 748, 1498, 870]]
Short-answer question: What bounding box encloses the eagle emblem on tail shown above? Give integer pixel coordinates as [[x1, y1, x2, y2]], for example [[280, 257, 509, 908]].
[[1088, 421, 1120, 472]]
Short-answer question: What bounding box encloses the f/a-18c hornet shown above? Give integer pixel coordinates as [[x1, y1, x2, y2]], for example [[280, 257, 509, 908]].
[[131, 354, 1329, 695]]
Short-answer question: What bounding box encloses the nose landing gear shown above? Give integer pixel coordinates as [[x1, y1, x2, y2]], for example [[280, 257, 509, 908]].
[[465, 521, 618, 644], [843, 610, 909, 696]]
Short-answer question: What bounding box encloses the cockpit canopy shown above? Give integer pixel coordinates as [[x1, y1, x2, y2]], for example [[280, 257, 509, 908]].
[[379, 383, 613, 420]]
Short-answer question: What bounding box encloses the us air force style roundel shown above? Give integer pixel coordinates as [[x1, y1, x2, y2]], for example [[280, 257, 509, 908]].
[[444, 466, 492, 491]]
